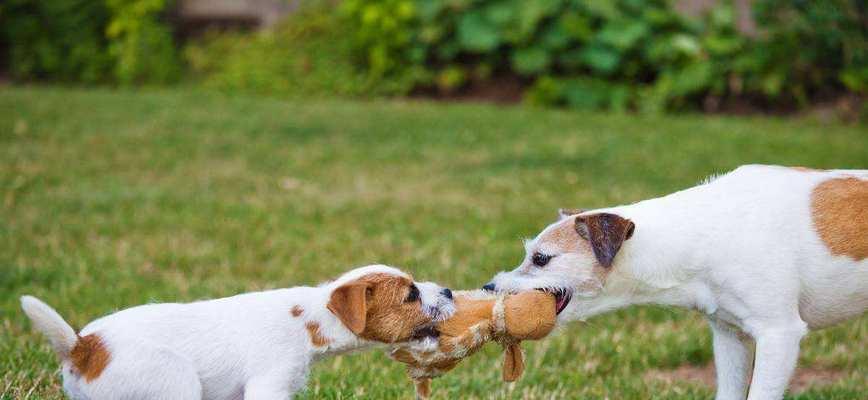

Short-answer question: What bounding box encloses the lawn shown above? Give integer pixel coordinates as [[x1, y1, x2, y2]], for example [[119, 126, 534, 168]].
[[1, 86, 866, 399]]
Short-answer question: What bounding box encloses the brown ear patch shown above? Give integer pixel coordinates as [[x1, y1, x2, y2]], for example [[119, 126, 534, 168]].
[[327, 283, 368, 334], [811, 177, 868, 260], [291, 305, 304, 317], [70, 334, 111, 382], [305, 321, 332, 347], [576, 213, 635, 268]]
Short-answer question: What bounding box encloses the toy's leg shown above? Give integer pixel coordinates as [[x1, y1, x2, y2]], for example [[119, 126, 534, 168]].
[[709, 318, 752, 400], [414, 378, 432, 400]]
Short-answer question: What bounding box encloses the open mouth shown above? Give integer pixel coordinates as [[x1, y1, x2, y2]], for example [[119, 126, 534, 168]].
[[538, 288, 573, 315]]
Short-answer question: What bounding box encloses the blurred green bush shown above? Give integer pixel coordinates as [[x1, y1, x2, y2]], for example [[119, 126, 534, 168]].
[[750, 0, 867, 104], [0, 0, 180, 84], [184, 2, 396, 97], [2, 0, 864, 113], [339, 0, 866, 111]]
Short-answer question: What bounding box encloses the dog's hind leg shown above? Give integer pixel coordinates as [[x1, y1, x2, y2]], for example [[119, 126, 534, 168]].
[[745, 321, 807, 400], [708, 318, 752, 400], [78, 341, 203, 400]]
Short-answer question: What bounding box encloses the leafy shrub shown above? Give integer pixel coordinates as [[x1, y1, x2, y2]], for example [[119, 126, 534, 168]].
[[0, 0, 179, 84], [340, 0, 740, 109], [185, 1, 396, 97], [749, 0, 867, 103], [341, 0, 866, 111], [1, 0, 112, 82], [106, 0, 181, 84], [340, 0, 430, 92]]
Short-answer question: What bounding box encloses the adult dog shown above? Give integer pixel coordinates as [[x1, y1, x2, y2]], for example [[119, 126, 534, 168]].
[[484, 165, 867, 400]]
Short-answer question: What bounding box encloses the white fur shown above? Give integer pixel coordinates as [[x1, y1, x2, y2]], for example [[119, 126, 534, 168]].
[[22, 264, 454, 400], [21, 296, 78, 358], [489, 165, 868, 400]]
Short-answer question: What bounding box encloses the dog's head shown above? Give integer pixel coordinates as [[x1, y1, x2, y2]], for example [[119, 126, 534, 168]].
[[327, 265, 455, 343], [483, 209, 635, 318]]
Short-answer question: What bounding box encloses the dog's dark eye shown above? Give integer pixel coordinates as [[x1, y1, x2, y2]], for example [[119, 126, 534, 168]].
[[405, 284, 420, 302], [532, 252, 553, 267]]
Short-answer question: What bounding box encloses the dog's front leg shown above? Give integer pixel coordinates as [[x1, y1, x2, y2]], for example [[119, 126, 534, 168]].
[[709, 318, 752, 400], [746, 323, 807, 400]]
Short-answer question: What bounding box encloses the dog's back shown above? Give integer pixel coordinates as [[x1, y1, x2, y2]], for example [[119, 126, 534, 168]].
[[655, 165, 868, 328]]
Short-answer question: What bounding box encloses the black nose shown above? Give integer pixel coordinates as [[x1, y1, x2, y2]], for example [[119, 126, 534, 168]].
[[482, 283, 496, 292], [441, 288, 453, 299]]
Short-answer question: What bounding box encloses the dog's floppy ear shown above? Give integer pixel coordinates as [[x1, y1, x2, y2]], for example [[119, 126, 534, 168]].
[[327, 282, 369, 334], [575, 213, 635, 268], [557, 208, 585, 220]]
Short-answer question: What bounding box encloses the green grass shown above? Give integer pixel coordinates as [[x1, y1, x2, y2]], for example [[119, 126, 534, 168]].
[[1, 86, 866, 399]]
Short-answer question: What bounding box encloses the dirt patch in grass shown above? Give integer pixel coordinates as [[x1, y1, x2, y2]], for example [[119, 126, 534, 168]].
[[410, 75, 526, 104], [645, 363, 848, 393]]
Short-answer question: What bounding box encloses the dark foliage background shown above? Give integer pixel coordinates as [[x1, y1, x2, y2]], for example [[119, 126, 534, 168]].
[[0, 0, 865, 110]]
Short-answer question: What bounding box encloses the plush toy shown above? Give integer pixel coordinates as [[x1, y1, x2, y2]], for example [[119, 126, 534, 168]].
[[389, 290, 557, 399]]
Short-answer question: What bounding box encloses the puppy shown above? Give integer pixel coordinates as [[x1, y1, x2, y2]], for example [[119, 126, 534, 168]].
[[484, 165, 867, 400], [22, 265, 455, 400]]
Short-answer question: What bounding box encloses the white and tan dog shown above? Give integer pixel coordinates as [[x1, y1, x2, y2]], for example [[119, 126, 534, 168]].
[[484, 165, 867, 400], [22, 265, 455, 400]]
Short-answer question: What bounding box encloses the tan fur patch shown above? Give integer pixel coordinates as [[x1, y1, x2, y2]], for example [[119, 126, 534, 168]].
[[305, 321, 331, 347], [538, 220, 587, 254], [290, 305, 304, 317], [535, 218, 611, 285], [791, 166, 819, 172], [811, 177, 868, 260], [70, 334, 110, 382], [329, 273, 432, 343]]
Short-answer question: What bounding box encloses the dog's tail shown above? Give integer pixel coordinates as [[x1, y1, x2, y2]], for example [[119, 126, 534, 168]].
[[21, 295, 77, 359]]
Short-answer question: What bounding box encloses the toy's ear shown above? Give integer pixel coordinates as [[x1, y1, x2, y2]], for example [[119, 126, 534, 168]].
[[502, 343, 525, 382], [327, 282, 368, 334]]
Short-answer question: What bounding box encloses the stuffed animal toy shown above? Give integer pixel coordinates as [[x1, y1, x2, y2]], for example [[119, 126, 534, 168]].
[[389, 290, 557, 399]]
